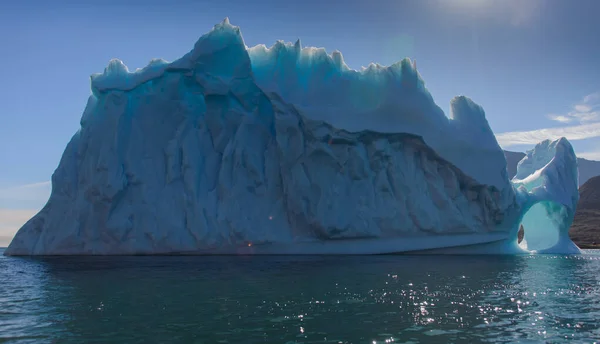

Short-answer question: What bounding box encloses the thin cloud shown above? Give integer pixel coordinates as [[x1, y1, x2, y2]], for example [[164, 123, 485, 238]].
[[499, 91, 600, 147], [574, 104, 592, 113], [547, 91, 600, 124], [19, 181, 52, 189], [0, 208, 39, 247], [547, 114, 572, 123], [578, 150, 600, 161], [583, 92, 600, 104], [0, 181, 51, 246], [495, 121, 600, 147], [0, 181, 51, 209]]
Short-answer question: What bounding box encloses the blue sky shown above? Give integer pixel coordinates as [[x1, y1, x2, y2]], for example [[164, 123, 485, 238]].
[[0, 0, 599, 244]]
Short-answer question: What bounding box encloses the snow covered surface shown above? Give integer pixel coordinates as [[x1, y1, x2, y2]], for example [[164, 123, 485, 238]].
[[5, 19, 581, 255]]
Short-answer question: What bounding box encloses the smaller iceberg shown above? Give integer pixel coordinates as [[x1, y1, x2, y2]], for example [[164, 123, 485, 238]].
[[512, 138, 580, 254]]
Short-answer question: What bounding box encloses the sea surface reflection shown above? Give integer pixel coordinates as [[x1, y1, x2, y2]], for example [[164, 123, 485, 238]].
[[1, 249, 599, 343]]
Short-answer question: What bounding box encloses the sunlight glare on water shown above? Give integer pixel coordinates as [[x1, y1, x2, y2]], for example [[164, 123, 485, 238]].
[[0, 248, 599, 343]]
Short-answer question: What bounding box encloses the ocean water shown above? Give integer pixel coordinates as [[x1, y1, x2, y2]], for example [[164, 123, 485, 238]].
[[1, 249, 599, 343]]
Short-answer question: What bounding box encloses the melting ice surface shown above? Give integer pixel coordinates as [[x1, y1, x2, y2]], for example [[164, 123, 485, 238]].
[[5, 19, 581, 255]]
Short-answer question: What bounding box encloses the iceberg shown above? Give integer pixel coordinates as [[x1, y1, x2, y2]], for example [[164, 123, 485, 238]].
[[512, 138, 580, 254], [5, 19, 580, 255]]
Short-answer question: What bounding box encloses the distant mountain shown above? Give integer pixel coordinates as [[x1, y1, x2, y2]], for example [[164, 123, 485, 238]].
[[577, 175, 600, 209], [504, 150, 600, 187], [570, 175, 600, 248], [577, 158, 600, 188]]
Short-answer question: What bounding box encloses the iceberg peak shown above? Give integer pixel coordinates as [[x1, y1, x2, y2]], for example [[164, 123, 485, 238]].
[[184, 17, 249, 76], [448, 95, 495, 145], [103, 58, 129, 75]]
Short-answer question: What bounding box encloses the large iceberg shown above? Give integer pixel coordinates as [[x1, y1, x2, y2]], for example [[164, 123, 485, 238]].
[[5, 19, 580, 255]]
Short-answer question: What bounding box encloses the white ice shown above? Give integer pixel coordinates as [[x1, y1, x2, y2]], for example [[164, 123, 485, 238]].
[[5, 19, 580, 255], [511, 138, 580, 254]]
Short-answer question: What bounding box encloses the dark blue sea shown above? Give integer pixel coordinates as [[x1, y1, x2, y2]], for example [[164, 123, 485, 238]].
[[1, 248, 599, 343]]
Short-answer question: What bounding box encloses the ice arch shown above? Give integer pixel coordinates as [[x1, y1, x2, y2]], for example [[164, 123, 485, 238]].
[[419, 137, 581, 255], [518, 202, 562, 251], [517, 200, 576, 253], [511, 138, 580, 254]]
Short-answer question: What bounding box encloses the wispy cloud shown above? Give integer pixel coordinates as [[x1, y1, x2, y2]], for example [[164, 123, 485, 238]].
[[547, 92, 600, 124], [578, 150, 600, 161], [496, 121, 600, 147], [0, 181, 51, 209], [497, 91, 600, 147], [547, 115, 572, 123], [584, 92, 600, 104], [0, 208, 39, 247], [0, 181, 50, 246]]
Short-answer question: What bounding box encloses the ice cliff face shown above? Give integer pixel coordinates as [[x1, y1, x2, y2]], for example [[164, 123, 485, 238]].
[[5, 19, 580, 255]]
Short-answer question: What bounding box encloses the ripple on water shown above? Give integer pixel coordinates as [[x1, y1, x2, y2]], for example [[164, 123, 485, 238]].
[[0, 249, 600, 343]]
